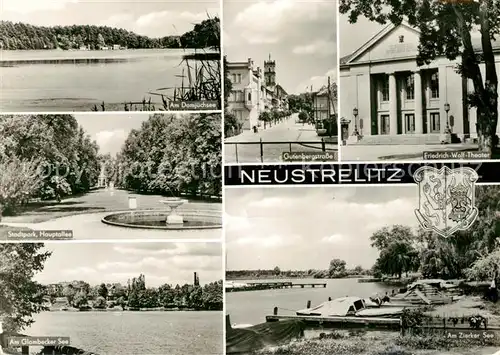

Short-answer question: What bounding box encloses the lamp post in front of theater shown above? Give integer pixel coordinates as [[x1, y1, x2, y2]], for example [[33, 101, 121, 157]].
[[444, 103, 451, 134], [353, 107, 359, 136], [340, 117, 351, 145]]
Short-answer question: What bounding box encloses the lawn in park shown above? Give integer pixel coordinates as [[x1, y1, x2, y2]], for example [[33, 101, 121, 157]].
[[1, 189, 221, 224]]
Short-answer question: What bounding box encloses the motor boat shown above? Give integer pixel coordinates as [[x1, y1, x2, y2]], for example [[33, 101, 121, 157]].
[[296, 296, 405, 318]]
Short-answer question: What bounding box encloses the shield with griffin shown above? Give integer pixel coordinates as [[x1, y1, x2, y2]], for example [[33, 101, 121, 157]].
[[414, 166, 479, 238]]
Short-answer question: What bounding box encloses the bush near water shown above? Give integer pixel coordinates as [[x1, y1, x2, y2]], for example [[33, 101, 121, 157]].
[[0, 244, 223, 333], [244, 186, 500, 355]]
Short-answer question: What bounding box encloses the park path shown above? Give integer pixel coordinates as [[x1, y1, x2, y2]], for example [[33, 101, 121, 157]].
[[0, 189, 221, 240]]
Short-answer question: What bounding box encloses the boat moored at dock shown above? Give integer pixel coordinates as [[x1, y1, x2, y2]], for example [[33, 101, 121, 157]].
[[296, 297, 405, 318]]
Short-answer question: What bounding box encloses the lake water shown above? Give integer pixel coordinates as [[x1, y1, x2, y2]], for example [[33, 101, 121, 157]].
[[25, 311, 222, 355], [226, 278, 395, 326], [0, 49, 216, 112]]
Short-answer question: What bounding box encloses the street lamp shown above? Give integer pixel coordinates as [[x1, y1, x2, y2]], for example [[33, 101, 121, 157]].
[[444, 103, 451, 134], [340, 117, 351, 146], [353, 107, 359, 135]]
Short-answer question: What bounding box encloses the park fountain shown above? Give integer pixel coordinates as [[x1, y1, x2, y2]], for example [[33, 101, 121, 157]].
[[101, 195, 221, 230], [160, 197, 187, 225]]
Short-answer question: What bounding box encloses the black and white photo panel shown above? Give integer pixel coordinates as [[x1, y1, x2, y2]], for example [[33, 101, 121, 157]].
[[0, 0, 221, 112], [223, 0, 338, 163], [338, 1, 500, 162], [0, 241, 223, 355], [225, 183, 500, 355], [0, 113, 222, 241]]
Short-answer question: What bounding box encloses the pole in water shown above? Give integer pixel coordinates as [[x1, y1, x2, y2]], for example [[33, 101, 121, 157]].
[[307, 300, 311, 308]]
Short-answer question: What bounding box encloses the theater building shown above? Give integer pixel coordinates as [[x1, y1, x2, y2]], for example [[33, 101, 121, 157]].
[[339, 22, 500, 144]]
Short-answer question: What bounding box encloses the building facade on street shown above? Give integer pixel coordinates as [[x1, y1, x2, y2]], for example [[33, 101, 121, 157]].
[[227, 56, 288, 130], [340, 22, 500, 144], [313, 82, 338, 137], [313, 83, 336, 122], [263, 56, 289, 111]]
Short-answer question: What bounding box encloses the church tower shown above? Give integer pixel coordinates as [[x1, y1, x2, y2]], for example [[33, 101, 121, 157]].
[[264, 54, 276, 88]]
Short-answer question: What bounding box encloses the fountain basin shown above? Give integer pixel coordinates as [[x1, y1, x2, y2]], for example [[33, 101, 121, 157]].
[[101, 210, 221, 230], [160, 197, 188, 224], [160, 198, 187, 209]]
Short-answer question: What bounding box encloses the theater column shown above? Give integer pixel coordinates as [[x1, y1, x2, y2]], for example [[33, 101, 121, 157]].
[[389, 72, 398, 135], [414, 70, 423, 134]]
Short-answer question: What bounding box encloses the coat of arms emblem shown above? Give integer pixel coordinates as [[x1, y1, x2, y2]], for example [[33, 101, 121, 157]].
[[414, 166, 479, 237]]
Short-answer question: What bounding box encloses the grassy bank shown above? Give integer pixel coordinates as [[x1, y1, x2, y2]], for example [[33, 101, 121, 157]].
[[256, 297, 500, 355], [258, 331, 500, 355], [257, 335, 500, 355]]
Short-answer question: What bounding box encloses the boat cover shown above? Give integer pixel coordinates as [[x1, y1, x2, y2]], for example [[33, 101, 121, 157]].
[[296, 297, 363, 316], [296, 297, 404, 317], [356, 307, 404, 317], [226, 320, 305, 354]]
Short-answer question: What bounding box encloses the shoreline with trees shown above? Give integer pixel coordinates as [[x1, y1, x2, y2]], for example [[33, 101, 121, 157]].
[[240, 185, 500, 355], [0, 18, 220, 51], [228, 183, 500, 286], [226, 264, 370, 281], [42, 276, 223, 314], [1, 15, 222, 112], [0, 243, 223, 333]]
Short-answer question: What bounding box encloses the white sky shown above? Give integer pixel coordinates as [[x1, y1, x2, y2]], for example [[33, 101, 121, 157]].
[[225, 186, 419, 271], [224, 0, 337, 94], [34, 242, 223, 287], [2, 0, 220, 37]]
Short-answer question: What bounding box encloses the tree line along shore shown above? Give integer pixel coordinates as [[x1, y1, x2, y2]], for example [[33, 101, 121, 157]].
[[0, 17, 219, 51], [229, 186, 500, 355], [226, 263, 371, 281], [230, 186, 500, 286], [44, 274, 223, 313], [1, 244, 223, 333]]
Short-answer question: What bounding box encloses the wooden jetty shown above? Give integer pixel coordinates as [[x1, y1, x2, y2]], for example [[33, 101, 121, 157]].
[[265, 298, 500, 332], [266, 314, 401, 327], [226, 281, 327, 292], [265, 303, 401, 329], [266, 312, 500, 331]]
